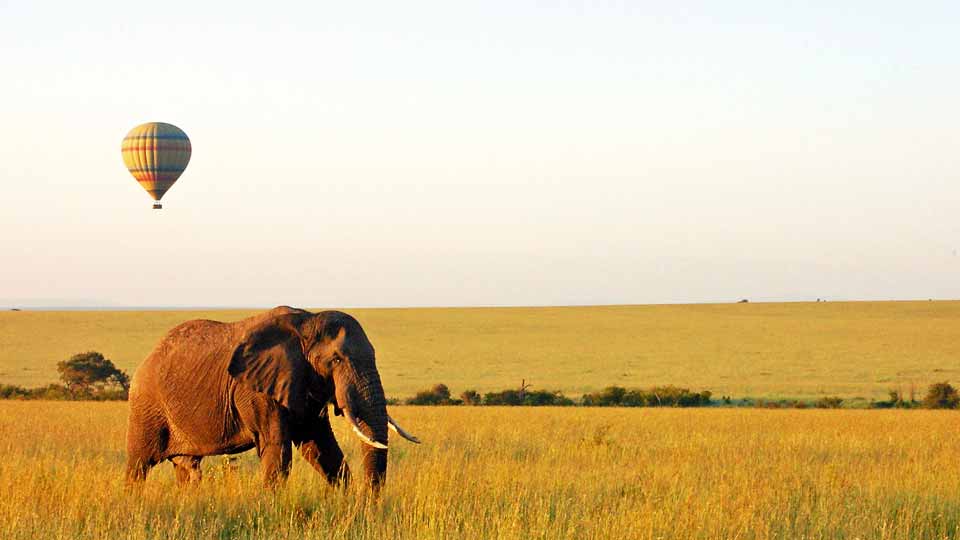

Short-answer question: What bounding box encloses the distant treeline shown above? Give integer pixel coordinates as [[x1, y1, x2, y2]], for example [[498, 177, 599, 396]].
[[393, 382, 960, 410], [2, 351, 959, 410], [399, 383, 715, 408], [4, 380, 959, 409], [0, 383, 127, 401]]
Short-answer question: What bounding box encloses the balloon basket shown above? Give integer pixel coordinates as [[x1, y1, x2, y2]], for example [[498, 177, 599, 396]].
[[153, 203, 162, 210]]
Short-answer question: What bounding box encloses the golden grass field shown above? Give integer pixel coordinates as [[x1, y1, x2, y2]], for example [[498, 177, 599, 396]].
[[2, 301, 959, 400], [1, 402, 959, 539], [1, 302, 960, 538]]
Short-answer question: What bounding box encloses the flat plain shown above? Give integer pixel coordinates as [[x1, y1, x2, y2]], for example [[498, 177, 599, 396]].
[[2, 301, 959, 400], [2, 302, 960, 539]]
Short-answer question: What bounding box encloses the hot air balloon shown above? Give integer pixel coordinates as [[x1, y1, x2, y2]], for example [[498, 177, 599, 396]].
[[121, 122, 191, 209]]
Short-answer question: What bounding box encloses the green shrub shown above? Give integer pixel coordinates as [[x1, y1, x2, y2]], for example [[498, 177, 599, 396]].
[[815, 396, 844, 409], [873, 389, 918, 409], [923, 382, 959, 409], [45, 384, 86, 400], [483, 389, 521, 405], [406, 384, 460, 405], [460, 390, 482, 405], [524, 390, 574, 406], [480, 388, 573, 406], [0, 384, 30, 399], [581, 386, 625, 406]]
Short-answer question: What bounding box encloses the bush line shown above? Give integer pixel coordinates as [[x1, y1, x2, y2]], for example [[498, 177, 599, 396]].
[[3, 381, 959, 409], [392, 382, 960, 410], [3, 350, 958, 409], [0, 383, 127, 401], [4, 381, 959, 409]]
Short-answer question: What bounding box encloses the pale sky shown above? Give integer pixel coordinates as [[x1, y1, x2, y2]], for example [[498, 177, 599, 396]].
[[1, 1, 958, 307]]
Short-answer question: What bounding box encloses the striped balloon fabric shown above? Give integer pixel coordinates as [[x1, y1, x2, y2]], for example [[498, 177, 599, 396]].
[[121, 122, 191, 208]]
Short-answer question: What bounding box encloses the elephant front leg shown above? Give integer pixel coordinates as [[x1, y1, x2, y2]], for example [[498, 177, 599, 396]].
[[294, 413, 350, 487], [246, 397, 293, 488], [257, 439, 292, 488]]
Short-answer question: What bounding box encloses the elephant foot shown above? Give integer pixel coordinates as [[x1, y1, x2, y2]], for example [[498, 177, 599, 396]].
[[171, 456, 203, 484]]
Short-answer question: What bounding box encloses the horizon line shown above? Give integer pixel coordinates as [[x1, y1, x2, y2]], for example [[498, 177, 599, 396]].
[[3, 298, 957, 312]]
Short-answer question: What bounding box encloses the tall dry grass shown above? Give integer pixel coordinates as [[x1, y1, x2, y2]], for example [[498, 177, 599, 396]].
[[1, 402, 958, 539]]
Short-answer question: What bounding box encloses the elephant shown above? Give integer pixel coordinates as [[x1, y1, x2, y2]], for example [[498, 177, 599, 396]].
[[125, 306, 419, 490]]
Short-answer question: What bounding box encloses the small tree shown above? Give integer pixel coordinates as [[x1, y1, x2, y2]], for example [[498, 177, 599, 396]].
[[923, 382, 959, 409], [57, 351, 130, 396], [518, 379, 532, 402], [406, 383, 457, 405], [460, 389, 482, 406]]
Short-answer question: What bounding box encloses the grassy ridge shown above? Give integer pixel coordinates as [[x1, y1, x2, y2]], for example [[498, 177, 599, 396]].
[[2, 301, 960, 400], [1, 402, 959, 539]]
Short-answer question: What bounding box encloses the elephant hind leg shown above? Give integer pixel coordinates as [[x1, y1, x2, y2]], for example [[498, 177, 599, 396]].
[[171, 456, 203, 484], [125, 404, 169, 484], [125, 455, 153, 484]]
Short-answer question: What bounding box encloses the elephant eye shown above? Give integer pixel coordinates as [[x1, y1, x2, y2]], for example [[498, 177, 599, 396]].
[[330, 354, 342, 365]]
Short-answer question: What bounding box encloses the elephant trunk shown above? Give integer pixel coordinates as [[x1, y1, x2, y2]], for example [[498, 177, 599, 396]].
[[337, 366, 389, 490], [362, 444, 388, 493]]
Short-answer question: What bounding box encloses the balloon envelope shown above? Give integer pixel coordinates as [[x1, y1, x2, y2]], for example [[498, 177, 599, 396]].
[[121, 122, 191, 202]]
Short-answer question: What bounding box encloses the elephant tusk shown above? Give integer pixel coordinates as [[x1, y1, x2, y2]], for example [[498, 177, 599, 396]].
[[351, 424, 388, 450], [345, 410, 388, 450], [388, 415, 421, 444]]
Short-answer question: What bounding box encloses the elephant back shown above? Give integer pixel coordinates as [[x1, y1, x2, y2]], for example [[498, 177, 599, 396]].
[[241, 306, 311, 329], [133, 319, 236, 402]]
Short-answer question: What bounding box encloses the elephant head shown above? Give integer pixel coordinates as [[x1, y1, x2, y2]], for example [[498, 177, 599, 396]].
[[228, 309, 419, 489]]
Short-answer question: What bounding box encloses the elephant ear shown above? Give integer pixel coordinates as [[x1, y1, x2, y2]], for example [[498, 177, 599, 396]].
[[228, 324, 308, 415]]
